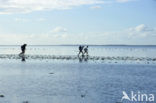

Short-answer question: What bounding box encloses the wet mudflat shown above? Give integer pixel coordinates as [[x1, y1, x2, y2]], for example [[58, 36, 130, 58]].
[[0, 59, 156, 103]]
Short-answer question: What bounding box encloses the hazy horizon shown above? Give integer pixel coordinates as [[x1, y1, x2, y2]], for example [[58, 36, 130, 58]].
[[1, 44, 156, 46]]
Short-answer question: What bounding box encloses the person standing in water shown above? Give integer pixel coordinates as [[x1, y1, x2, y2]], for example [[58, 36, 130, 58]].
[[84, 46, 88, 56], [20, 44, 27, 55], [19, 44, 27, 61], [78, 45, 84, 56]]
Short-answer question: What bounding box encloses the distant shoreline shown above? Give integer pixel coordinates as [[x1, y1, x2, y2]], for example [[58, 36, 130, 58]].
[[0, 44, 156, 47]]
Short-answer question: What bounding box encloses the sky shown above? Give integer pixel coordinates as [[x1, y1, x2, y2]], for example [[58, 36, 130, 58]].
[[0, 0, 156, 45]]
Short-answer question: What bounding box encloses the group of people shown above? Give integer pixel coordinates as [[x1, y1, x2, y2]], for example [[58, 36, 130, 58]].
[[78, 45, 89, 56], [19, 44, 89, 61]]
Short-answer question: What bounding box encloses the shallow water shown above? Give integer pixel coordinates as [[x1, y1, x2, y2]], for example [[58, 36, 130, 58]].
[[0, 45, 156, 64], [0, 45, 156, 57], [0, 45, 156, 103], [0, 60, 156, 103]]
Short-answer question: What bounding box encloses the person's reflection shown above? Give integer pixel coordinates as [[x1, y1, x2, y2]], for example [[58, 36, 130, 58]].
[[78, 56, 83, 63], [21, 55, 26, 62], [84, 55, 88, 62], [20, 54, 26, 62], [78, 55, 88, 63]]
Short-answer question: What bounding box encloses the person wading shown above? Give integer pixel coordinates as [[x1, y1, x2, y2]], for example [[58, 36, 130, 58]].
[[84, 46, 88, 56], [20, 44, 27, 54], [78, 45, 84, 56]]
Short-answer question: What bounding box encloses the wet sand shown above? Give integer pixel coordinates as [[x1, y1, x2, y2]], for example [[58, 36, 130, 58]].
[[0, 54, 156, 65], [0, 59, 156, 103]]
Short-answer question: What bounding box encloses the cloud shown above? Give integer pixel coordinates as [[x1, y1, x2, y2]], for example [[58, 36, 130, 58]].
[[128, 24, 156, 37], [15, 18, 29, 22], [90, 5, 101, 9], [134, 24, 154, 32], [116, 0, 135, 3], [0, 0, 104, 14], [0, 0, 138, 14], [36, 18, 46, 22], [14, 17, 46, 22], [50, 27, 67, 33], [0, 24, 156, 45], [0, 33, 69, 45]]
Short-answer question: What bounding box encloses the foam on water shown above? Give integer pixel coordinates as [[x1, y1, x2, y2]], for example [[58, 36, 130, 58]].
[[0, 54, 156, 64]]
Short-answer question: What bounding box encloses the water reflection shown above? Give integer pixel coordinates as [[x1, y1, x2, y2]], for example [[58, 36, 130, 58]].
[[21, 56, 26, 62], [19, 54, 26, 62], [78, 55, 89, 63], [1, 45, 156, 57]]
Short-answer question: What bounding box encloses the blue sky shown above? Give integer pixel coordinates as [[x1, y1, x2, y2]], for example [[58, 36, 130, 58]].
[[0, 0, 156, 45]]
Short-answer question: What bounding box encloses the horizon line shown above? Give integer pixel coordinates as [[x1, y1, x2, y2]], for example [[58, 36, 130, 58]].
[[0, 44, 156, 46]]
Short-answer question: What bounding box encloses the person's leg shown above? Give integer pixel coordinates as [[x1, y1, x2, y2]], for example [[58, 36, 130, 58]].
[[78, 51, 80, 55], [82, 51, 84, 56], [78, 51, 82, 57], [22, 51, 24, 54], [83, 52, 85, 55], [86, 51, 88, 56], [23, 50, 25, 54]]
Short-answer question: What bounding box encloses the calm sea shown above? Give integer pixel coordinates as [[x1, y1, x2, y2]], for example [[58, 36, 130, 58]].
[[0, 45, 156, 57]]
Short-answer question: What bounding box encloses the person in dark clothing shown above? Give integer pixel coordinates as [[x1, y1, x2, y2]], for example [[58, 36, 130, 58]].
[[20, 44, 27, 54], [84, 46, 88, 56], [78, 45, 84, 56], [19, 44, 27, 62]]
